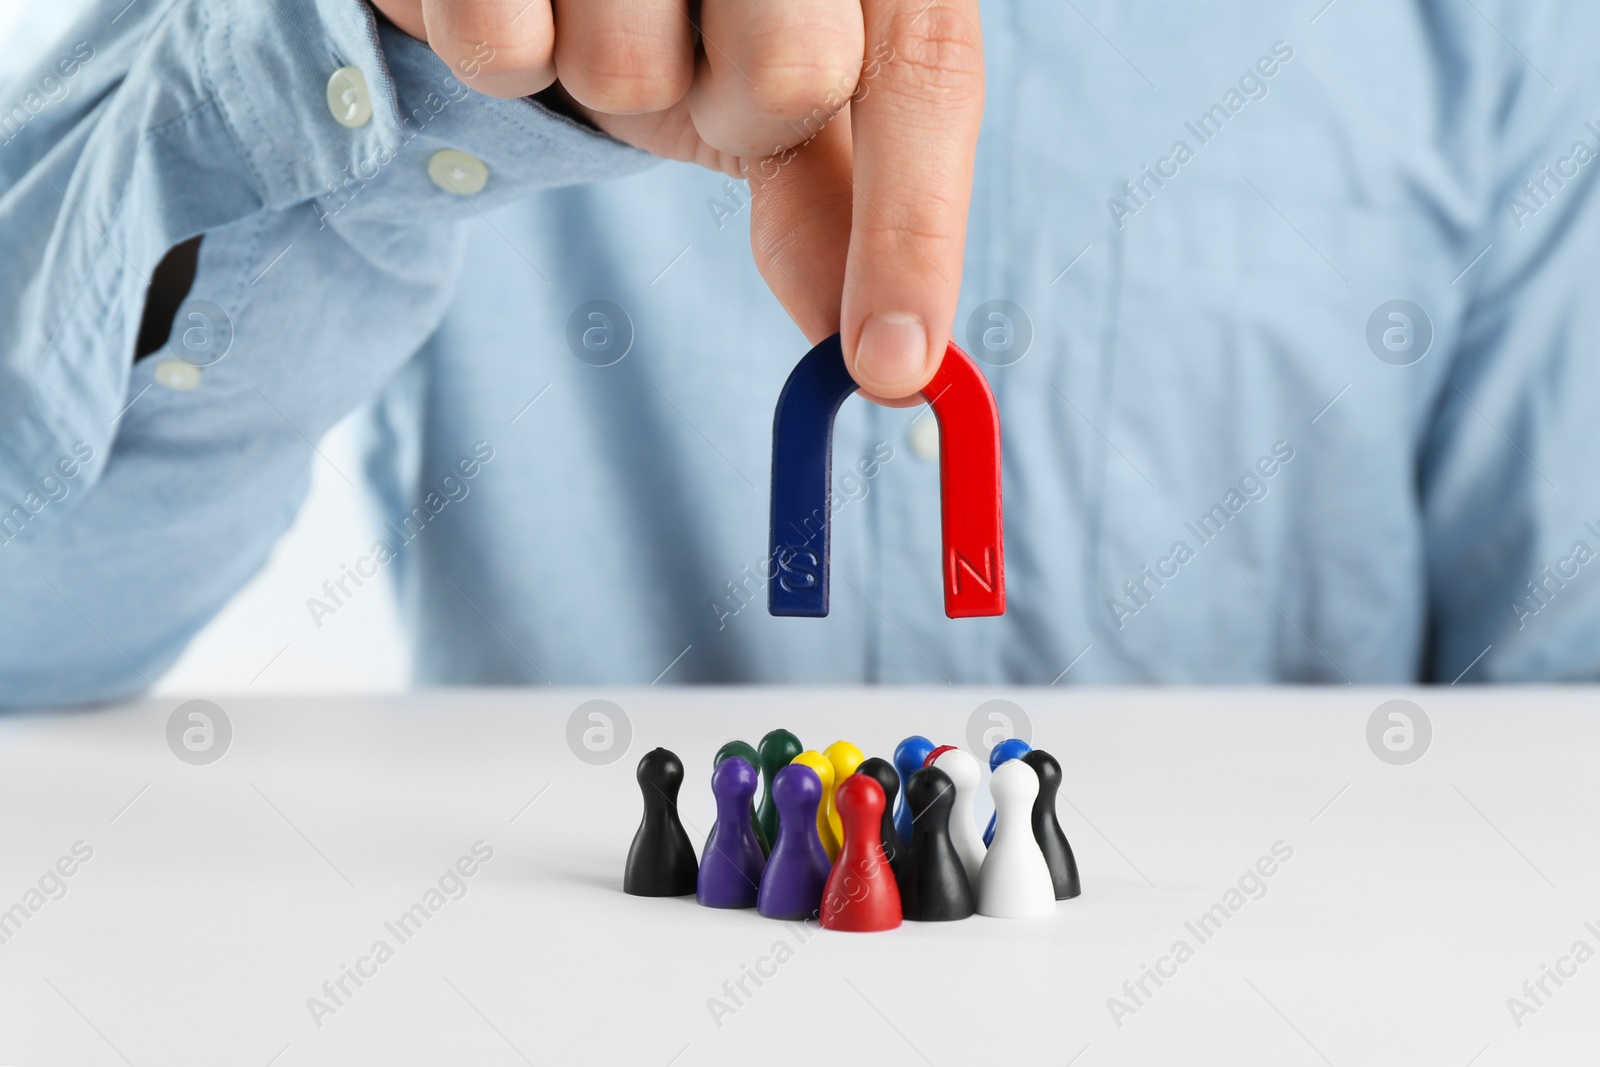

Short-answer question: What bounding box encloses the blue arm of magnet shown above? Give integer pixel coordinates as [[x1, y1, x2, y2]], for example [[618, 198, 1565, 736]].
[[769, 334, 857, 617]]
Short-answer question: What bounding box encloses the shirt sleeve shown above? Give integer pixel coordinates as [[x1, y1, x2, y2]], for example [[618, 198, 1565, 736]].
[[0, 0, 652, 706], [1420, 2, 1600, 681]]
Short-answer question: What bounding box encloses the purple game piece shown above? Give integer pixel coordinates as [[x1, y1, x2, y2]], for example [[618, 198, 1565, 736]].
[[756, 763, 833, 920], [697, 757, 766, 908]]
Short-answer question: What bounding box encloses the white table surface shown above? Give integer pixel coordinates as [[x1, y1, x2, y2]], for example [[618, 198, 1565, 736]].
[[0, 687, 1596, 1066]]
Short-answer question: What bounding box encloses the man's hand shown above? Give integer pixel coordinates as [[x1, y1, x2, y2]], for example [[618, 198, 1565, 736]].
[[373, 0, 983, 404]]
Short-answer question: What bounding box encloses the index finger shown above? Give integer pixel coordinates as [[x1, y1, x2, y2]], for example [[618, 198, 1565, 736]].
[[841, 0, 984, 399]]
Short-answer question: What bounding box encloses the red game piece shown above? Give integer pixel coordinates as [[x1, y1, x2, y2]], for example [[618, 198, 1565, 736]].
[[922, 744, 958, 769], [819, 774, 902, 932]]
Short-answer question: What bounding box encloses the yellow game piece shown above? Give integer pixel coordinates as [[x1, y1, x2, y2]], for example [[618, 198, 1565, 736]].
[[791, 750, 839, 861], [822, 740, 865, 853]]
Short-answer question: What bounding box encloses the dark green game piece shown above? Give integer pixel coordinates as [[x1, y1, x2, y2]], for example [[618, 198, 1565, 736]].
[[756, 728, 804, 846], [715, 739, 759, 769]]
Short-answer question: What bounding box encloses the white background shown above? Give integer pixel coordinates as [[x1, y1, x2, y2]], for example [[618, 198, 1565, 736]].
[[2, 687, 1595, 1065]]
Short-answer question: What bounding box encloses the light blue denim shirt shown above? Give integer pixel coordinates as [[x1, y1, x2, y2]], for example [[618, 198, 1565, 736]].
[[4, 0, 1600, 704]]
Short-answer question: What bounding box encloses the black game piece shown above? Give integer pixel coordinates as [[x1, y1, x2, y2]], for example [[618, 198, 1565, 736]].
[[856, 757, 905, 887], [899, 766, 975, 921], [1023, 749, 1081, 900], [624, 748, 699, 896]]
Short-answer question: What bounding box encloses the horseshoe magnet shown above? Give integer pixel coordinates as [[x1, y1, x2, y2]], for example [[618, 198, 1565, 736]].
[[768, 333, 1005, 619]]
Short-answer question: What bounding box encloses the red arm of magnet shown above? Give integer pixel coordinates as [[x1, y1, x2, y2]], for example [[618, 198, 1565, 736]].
[[923, 343, 1005, 618]]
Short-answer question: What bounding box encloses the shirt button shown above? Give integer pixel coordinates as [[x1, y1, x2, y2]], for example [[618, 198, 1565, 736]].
[[326, 66, 373, 128], [428, 150, 489, 195], [908, 414, 940, 460], [154, 360, 202, 391]]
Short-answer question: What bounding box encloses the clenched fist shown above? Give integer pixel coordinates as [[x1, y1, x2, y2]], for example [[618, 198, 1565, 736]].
[[372, 0, 984, 403]]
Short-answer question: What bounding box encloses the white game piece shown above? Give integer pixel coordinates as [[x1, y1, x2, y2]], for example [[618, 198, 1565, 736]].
[[978, 759, 1057, 918], [931, 748, 986, 892]]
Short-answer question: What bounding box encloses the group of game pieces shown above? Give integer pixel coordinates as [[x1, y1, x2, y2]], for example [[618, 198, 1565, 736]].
[[624, 730, 1079, 931]]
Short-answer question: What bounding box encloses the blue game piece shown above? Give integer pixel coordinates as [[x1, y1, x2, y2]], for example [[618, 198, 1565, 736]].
[[697, 757, 766, 908], [892, 735, 936, 845], [983, 738, 1033, 847]]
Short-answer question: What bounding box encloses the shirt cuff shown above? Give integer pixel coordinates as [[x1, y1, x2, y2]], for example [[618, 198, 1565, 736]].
[[209, 0, 654, 215], [0, 0, 652, 512]]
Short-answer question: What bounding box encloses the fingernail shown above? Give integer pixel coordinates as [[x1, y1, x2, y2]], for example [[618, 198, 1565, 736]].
[[854, 313, 929, 392]]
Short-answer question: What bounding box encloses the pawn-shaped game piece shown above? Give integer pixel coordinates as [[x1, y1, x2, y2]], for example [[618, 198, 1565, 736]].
[[819, 774, 902, 932], [1023, 749, 1081, 900], [707, 740, 768, 858], [855, 757, 905, 886], [892, 736, 936, 845], [922, 744, 958, 768], [929, 747, 985, 892], [823, 740, 865, 851], [624, 748, 699, 897], [791, 750, 839, 860], [756, 728, 804, 847], [716, 739, 759, 771], [757, 764, 832, 920], [900, 766, 975, 921], [983, 738, 1033, 847], [977, 760, 1056, 918], [698, 757, 766, 908]]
